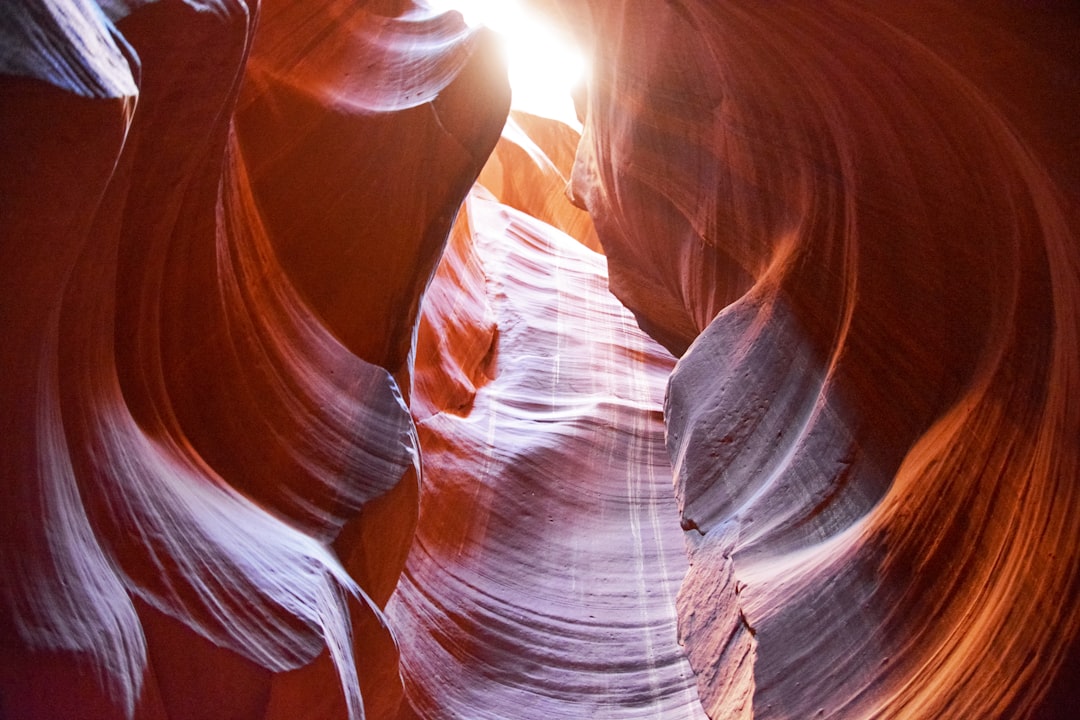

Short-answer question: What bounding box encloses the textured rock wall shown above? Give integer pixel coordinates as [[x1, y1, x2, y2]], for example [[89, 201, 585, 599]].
[[395, 185, 702, 719], [1, 1, 505, 717], [559, 1, 1080, 718], [2, 1, 1078, 719]]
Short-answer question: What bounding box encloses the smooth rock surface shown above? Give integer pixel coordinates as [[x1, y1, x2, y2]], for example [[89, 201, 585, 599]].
[[1, 1, 505, 718], [2, 0, 1078, 718], [560, 1, 1080, 718], [393, 187, 703, 719]]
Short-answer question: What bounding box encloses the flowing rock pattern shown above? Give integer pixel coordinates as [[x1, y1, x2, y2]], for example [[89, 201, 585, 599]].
[[2, 1, 505, 718], [2, 0, 1079, 718], [394, 187, 703, 719], [563, 1, 1080, 718]]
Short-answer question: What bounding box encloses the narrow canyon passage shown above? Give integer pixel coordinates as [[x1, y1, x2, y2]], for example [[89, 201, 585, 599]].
[[2, 1, 1078, 719], [391, 186, 705, 719]]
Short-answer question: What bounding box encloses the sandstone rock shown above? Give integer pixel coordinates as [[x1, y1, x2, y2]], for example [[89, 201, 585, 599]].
[[2, 0, 1077, 718]]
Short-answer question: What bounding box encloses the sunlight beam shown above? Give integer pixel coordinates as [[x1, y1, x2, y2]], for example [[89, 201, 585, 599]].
[[426, 0, 585, 130]]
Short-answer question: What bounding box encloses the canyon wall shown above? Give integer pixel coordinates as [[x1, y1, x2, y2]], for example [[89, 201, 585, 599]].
[[561, 2, 1080, 717], [1, 1, 1077, 718]]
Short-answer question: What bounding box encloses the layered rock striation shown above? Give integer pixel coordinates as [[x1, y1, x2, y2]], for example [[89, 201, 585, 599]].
[[395, 186, 703, 718], [2, 1, 504, 717], [2, 1, 1078, 719], [563, 2, 1080, 718]]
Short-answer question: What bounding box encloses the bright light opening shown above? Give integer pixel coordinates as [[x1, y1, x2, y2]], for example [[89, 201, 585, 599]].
[[427, 0, 586, 130]]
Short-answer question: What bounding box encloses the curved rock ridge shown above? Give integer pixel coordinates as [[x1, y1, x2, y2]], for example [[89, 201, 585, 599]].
[[392, 187, 706, 719], [558, 1, 1080, 718], [1, 1, 507, 718], [478, 110, 602, 253], [236, 0, 509, 372]]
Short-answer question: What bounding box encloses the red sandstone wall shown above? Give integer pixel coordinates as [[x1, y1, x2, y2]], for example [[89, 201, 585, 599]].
[[1, 1, 1078, 719], [558, 1, 1080, 717], [1, 1, 505, 717]]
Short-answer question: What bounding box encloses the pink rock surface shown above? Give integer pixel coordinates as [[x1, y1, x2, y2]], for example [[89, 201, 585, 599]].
[[561, 1, 1080, 717], [2, 0, 1079, 718], [394, 187, 702, 718]]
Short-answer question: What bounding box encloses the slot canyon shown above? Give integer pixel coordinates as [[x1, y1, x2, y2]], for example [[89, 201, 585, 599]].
[[1, 1, 1078, 718]]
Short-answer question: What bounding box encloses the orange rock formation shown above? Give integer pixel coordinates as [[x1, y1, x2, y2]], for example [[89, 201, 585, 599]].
[[1, 1, 1077, 719]]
